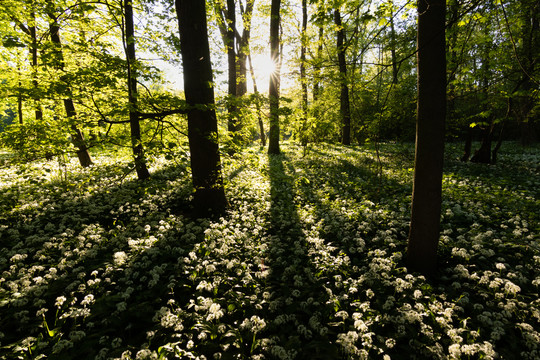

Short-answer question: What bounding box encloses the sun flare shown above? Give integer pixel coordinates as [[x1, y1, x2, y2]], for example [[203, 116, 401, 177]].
[[253, 55, 278, 83]]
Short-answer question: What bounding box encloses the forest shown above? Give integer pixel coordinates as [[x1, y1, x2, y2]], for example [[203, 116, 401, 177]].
[[0, 0, 539, 359]]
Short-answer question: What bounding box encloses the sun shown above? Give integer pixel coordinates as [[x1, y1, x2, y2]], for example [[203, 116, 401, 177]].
[[252, 55, 278, 84]]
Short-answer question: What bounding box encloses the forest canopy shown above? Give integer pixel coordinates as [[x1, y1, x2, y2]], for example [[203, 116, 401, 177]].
[[1, 0, 538, 160]]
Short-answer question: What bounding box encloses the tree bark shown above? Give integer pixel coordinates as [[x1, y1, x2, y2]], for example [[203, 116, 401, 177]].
[[267, 0, 281, 155], [299, 0, 309, 149], [124, 0, 150, 179], [470, 123, 493, 164], [390, 9, 399, 84], [300, 0, 308, 120], [29, 10, 42, 121], [17, 65, 23, 124], [47, 12, 93, 168], [312, 2, 324, 102], [226, 0, 239, 135], [334, 8, 351, 145], [407, 0, 446, 277], [461, 125, 472, 162], [176, 0, 227, 216], [247, 54, 266, 147], [237, 0, 255, 97], [313, 25, 323, 101]]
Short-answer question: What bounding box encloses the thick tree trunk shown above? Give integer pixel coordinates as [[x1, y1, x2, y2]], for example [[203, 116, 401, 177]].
[[48, 14, 93, 168], [237, 53, 248, 96], [334, 9, 351, 145], [176, 0, 227, 216], [124, 0, 150, 179], [407, 0, 446, 277], [267, 0, 281, 155]]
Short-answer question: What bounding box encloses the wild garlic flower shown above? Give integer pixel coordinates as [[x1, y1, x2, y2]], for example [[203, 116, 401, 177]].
[[113, 251, 128, 266], [240, 315, 266, 333], [80, 294, 95, 306]]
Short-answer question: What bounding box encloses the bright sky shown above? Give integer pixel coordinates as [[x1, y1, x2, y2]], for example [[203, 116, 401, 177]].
[[154, 52, 279, 95]]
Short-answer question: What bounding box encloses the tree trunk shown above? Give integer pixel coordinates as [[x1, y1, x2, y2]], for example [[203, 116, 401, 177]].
[[470, 122, 493, 164], [176, 0, 227, 216], [47, 12, 93, 168], [267, 0, 281, 155], [65, 100, 93, 167], [124, 0, 150, 180], [407, 0, 446, 277], [17, 77, 23, 124], [236, 0, 255, 97], [29, 11, 42, 121], [237, 53, 248, 96], [226, 0, 239, 135], [313, 1, 324, 102], [334, 8, 351, 145], [247, 54, 266, 147], [299, 0, 308, 148], [300, 0, 308, 120], [492, 123, 504, 164], [390, 10, 399, 84], [313, 25, 323, 101], [461, 125, 472, 162]]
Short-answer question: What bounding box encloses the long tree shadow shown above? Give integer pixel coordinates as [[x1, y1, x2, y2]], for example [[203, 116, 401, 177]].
[[0, 158, 212, 358], [264, 145, 418, 358], [263, 152, 341, 359]]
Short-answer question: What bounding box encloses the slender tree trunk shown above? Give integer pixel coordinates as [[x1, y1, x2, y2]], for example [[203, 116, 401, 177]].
[[390, 10, 399, 84], [247, 53, 266, 147], [446, 0, 460, 125], [267, 0, 281, 155], [176, 0, 227, 216], [492, 123, 504, 164], [299, 0, 309, 149], [236, 0, 255, 97], [470, 123, 493, 163], [124, 0, 150, 180], [334, 8, 351, 145], [407, 0, 446, 277], [226, 0, 239, 135], [461, 125, 472, 162], [313, 1, 324, 102], [29, 11, 42, 121], [300, 0, 308, 120], [47, 12, 93, 167], [313, 25, 323, 101], [17, 66, 23, 124]]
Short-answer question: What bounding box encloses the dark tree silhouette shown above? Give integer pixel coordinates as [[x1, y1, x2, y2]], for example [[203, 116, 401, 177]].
[[334, 8, 351, 145], [267, 0, 281, 155], [175, 0, 227, 216], [407, 0, 446, 276]]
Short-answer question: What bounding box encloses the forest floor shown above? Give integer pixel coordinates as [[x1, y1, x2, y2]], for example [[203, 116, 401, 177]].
[[0, 141, 539, 360]]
